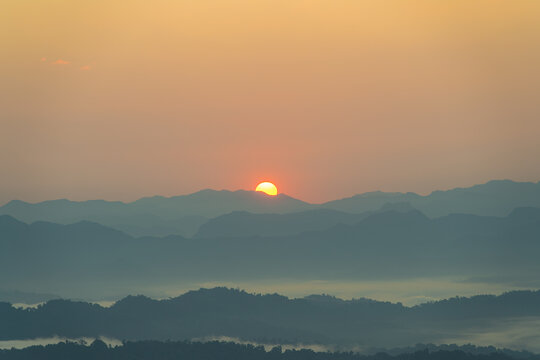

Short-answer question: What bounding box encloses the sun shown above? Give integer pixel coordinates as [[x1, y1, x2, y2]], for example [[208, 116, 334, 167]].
[[255, 182, 278, 196]]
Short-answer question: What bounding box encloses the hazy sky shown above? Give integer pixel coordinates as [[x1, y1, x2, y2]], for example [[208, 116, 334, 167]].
[[1, 0, 540, 204]]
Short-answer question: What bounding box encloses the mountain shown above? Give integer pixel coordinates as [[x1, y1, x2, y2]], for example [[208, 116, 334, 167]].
[[195, 209, 369, 238], [2, 287, 540, 350], [0, 190, 312, 237], [322, 180, 540, 217], [2, 180, 540, 238], [2, 207, 540, 298], [195, 203, 422, 239]]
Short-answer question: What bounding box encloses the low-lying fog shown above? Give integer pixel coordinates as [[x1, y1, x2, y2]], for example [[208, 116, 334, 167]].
[[0, 337, 122, 350], [5, 278, 540, 353], [3, 321, 540, 354]]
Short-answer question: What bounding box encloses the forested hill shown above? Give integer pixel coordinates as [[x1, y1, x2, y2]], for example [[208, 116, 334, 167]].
[[0, 340, 536, 360], [2, 288, 540, 348]]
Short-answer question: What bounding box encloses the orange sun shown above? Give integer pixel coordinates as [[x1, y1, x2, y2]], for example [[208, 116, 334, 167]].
[[255, 182, 278, 196]]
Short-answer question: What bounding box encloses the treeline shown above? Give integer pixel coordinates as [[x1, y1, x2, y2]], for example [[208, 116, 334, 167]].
[[2, 288, 540, 347], [0, 340, 532, 360]]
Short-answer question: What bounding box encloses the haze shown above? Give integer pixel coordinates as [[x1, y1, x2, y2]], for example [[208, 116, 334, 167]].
[[2, 0, 540, 204]]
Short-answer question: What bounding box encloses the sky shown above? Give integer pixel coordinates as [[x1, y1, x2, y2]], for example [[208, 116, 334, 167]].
[[1, 0, 540, 204]]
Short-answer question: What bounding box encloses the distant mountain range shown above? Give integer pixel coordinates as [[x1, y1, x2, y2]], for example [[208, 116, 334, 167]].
[[194, 209, 369, 238], [2, 206, 540, 298], [195, 202, 416, 238], [0, 191, 309, 237], [1, 180, 539, 237], [3, 180, 540, 353], [324, 180, 540, 217], [2, 287, 540, 350]]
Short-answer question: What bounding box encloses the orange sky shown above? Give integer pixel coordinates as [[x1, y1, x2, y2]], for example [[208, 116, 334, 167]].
[[1, 0, 540, 204]]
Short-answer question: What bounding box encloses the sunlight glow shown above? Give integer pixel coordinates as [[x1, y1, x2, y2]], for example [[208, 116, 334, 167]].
[[255, 182, 278, 196]]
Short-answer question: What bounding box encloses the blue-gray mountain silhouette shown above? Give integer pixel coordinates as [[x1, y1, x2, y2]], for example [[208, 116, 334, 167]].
[[2, 180, 540, 238], [195, 203, 419, 238], [195, 209, 370, 238], [2, 207, 540, 300], [2, 287, 540, 349], [0, 190, 310, 237], [323, 180, 540, 217]]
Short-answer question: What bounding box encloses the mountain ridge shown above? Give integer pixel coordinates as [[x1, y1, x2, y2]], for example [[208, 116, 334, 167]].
[[3, 287, 540, 349], [3, 179, 540, 238], [2, 207, 540, 300]]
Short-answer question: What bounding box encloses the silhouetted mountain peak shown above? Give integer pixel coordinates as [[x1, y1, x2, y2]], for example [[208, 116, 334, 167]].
[[1, 199, 29, 208], [195, 208, 367, 238], [179, 287, 250, 300], [90, 339, 108, 350], [64, 220, 126, 234], [0, 215, 27, 225], [39, 298, 100, 312], [303, 294, 344, 304], [0, 214, 27, 228], [323, 180, 540, 218], [112, 295, 157, 310], [167, 287, 290, 307], [430, 179, 540, 196]]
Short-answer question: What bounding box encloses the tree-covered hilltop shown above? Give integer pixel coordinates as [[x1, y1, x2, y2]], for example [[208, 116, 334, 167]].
[[2, 288, 540, 348], [0, 340, 535, 360]]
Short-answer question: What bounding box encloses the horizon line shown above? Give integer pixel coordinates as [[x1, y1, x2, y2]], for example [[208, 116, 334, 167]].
[[1, 178, 539, 207]]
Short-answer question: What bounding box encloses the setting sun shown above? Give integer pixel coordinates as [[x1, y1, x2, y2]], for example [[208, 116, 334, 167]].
[[255, 182, 278, 196]]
